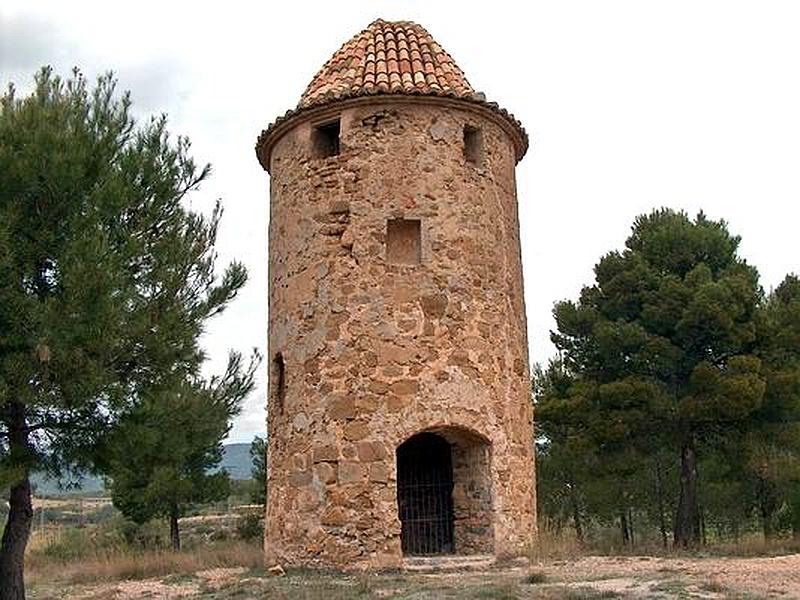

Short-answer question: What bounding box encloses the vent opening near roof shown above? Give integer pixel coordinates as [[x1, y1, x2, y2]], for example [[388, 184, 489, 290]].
[[464, 125, 484, 167], [312, 119, 340, 158]]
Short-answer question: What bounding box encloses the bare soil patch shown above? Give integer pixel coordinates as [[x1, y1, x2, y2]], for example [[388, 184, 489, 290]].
[[28, 553, 800, 599]]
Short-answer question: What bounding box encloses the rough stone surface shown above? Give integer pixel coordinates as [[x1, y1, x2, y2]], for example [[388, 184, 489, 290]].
[[262, 97, 536, 569]]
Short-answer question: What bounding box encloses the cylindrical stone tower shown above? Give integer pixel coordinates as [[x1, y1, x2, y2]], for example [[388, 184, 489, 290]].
[[256, 19, 535, 569]]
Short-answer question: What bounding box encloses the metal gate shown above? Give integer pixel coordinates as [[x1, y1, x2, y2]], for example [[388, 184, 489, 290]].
[[396, 432, 454, 555]]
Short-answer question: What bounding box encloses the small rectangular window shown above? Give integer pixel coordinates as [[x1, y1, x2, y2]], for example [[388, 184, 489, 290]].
[[312, 119, 340, 158], [463, 125, 484, 166], [386, 219, 421, 265]]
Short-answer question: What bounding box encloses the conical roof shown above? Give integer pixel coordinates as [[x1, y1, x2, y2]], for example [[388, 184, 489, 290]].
[[257, 19, 528, 169], [300, 19, 475, 108]]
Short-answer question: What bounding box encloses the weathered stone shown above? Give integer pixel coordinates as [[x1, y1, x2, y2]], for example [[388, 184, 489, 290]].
[[389, 379, 419, 395], [398, 319, 418, 332], [420, 293, 448, 318], [428, 118, 450, 142], [292, 453, 308, 470], [362, 351, 378, 367], [376, 342, 416, 365], [369, 462, 389, 483], [321, 506, 348, 526], [338, 461, 366, 484], [386, 394, 411, 412], [355, 394, 380, 414], [356, 440, 388, 462], [329, 200, 350, 214], [381, 365, 403, 378], [268, 565, 286, 577], [390, 285, 417, 304], [289, 470, 312, 486], [314, 461, 337, 484], [343, 420, 370, 441], [448, 349, 472, 366], [329, 395, 356, 420], [341, 443, 357, 460], [292, 412, 310, 431], [313, 444, 339, 463], [368, 380, 389, 394]]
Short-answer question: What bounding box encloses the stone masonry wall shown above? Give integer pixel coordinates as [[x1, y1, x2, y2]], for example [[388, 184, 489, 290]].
[[452, 440, 494, 554], [265, 98, 536, 569]]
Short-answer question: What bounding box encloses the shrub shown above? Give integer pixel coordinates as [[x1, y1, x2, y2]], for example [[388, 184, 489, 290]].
[[236, 513, 264, 541]]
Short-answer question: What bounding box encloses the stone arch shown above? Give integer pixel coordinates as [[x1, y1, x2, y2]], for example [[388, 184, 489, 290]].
[[396, 425, 494, 556]]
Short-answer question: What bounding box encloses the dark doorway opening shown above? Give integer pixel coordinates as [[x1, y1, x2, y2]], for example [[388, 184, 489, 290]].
[[396, 432, 454, 555]]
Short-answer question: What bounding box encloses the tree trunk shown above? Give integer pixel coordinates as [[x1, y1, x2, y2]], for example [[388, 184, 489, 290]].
[[790, 491, 800, 540], [674, 437, 701, 547], [620, 510, 631, 547], [1, 402, 34, 600], [654, 457, 668, 549], [758, 478, 777, 540], [569, 486, 584, 543], [699, 504, 707, 546], [169, 505, 181, 551], [627, 507, 635, 548]]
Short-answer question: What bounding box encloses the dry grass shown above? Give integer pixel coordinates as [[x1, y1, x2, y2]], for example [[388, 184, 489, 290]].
[[699, 534, 800, 557], [28, 540, 263, 585], [527, 528, 585, 562], [529, 526, 800, 561]]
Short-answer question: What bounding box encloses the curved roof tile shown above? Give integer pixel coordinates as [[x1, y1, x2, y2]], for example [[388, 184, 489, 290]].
[[300, 19, 475, 108]]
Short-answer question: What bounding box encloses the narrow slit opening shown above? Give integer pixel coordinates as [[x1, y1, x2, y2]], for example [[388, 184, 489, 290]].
[[272, 353, 286, 414]]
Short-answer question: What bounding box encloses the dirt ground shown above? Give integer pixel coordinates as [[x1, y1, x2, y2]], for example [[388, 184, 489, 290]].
[[28, 553, 800, 599]]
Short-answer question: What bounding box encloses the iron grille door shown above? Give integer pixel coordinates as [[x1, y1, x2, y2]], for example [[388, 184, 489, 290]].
[[397, 433, 454, 555]]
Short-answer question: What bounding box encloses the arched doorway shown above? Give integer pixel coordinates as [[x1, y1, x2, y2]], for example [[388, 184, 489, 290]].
[[396, 432, 455, 555], [396, 428, 494, 556]]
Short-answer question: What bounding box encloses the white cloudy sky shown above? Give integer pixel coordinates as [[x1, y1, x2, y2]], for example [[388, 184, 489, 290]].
[[2, 1, 799, 443]]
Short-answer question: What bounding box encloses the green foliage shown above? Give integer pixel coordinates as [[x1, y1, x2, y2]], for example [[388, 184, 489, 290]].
[[249, 436, 267, 506], [0, 66, 253, 591], [235, 512, 264, 541], [0, 66, 248, 483], [100, 352, 258, 538], [537, 209, 800, 547]]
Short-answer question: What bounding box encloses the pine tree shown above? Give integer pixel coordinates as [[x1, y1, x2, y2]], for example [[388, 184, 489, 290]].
[[0, 68, 247, 599], [249, 435, 267, 506], [550, 209, 766, 546], [744, 275, 800, 537], [100, 352, 259, 550]]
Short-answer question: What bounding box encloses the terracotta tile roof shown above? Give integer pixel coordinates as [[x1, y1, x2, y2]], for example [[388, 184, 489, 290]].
[[256, 19, 528, 170], [300, 19, 476, 108]]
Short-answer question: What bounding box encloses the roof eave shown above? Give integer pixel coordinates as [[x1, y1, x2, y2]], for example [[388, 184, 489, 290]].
[[256, 92, 529, 173]]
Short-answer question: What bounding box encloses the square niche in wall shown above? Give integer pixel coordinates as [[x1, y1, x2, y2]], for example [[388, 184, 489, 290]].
[[386, 218, 421, 265]]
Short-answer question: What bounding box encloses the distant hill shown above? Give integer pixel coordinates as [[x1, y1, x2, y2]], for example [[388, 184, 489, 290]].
[[32, 442, 256, 497], [218, 442, 253, 480], [31, 472, 105, 497]]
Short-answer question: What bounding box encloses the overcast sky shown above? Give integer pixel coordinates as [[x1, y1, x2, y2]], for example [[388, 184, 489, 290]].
[[2, 1, 799, 443]]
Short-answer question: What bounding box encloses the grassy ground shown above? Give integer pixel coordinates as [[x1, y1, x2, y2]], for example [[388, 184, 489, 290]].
[[28, 556, 798, 599], [21, 496, 800, 599]]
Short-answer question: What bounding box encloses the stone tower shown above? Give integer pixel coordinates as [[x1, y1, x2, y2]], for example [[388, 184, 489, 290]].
[[256, 19, 535, 569]]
